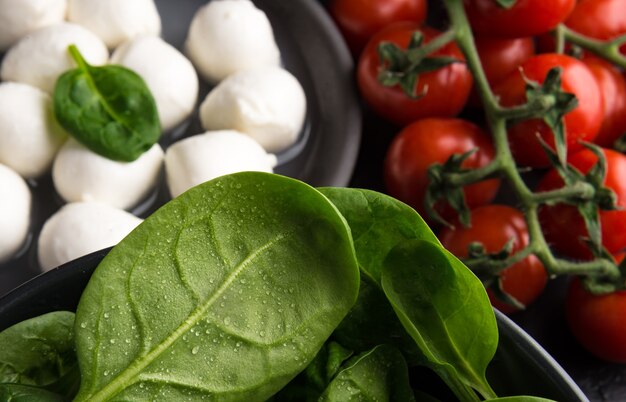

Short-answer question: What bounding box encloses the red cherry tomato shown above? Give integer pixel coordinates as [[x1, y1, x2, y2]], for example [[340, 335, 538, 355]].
[[439, 205, 548, 314], [583, 57, 626, 148], [384, 118, 499, 222], [468, 36, 535, 107], [537, 147, 626, 260], [493, 54, 604, 167], [566, 0, 626, 55], [464, 0, 575, 38], [328, 0, 427, 56], [357, 23, 473, 126], [475, 36, 535, 86], [566, 270, 626, 363]]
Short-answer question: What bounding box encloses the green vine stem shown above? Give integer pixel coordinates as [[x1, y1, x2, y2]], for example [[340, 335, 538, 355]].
[[440, 0, 623, 294], [561, 25, 626, 68]]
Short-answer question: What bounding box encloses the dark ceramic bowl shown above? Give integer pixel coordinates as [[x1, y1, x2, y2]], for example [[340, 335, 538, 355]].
[[0, 0, 362, 295], [0, 248, 589, 401]]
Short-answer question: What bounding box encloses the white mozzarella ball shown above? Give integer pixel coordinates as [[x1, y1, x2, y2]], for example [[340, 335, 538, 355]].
[[111, 36, 198, 132], [0, 164, 31, 263], [0, 82, 68, 178], [165, 130, 277, 198], [67, 0, 161, 49], [53, 139, 164, 210], [38, 202, 142, 271], [0, 0, 67, 51], [1, 22, 109, 93], [199, 67, 306, 153], [185, 0, 280, 83]]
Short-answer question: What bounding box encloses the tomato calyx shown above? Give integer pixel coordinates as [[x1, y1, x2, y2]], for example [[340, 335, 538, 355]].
[[494, 0, 517, 9], [377, 30, 460, 98], [612, 132, 626, 153], [519, 67, 579, 164]]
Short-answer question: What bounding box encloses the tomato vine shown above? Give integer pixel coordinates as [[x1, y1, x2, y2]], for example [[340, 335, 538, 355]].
[[420, 0, 626, 296]]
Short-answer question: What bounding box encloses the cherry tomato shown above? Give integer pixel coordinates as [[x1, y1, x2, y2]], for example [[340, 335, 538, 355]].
[[475, 36, 535, 86], [439, 205, 548, 314], [468, 36, 535, 107], [537, 147, 626, 260], [384, 118, 499, 222], [328, 0, 427, 56], [464, 0, 575, 38], [566, 0, 626, 55], [493, 53, 604, 167], [583, 57, 626, 148], [566, 270, 626, 363], [357, 23, 473, 126]]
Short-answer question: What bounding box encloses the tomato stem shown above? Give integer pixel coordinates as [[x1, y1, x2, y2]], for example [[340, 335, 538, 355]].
[[442, 0, 623, 295], [560, 25, 626, 68]]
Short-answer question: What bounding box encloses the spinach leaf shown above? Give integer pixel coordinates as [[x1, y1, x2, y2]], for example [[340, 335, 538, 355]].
[[319, 188, 436, 362], [0, 383, 64, 401], [271, 341, 353, 402], [381, 239, 498, 400], [72, 172, 360, 401], [489, 397, 556, 402], [0, 311, 78, 396], [319, 188, 439, 283], [53, 45, 160, 162], [318, 344, 415, 402]]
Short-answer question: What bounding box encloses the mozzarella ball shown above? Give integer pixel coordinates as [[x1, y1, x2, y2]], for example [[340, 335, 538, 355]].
[[199, 67, 306, 153], [0, 164, 31, 263], [67, 0, 161, 49], [53, 139, 164, 210], [0, 0, 67, 51], [38, 202, 142, 271], [111, 36, 198, 132], [185, 0, 280, 83], [0, 82, 68, 178], [165, 130, 277, 198], [1, 22, 108, 93]]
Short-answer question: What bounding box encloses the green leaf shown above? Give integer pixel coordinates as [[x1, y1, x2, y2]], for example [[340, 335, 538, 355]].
[[0, 384, 64, 402], [319, 188, 438, 363], [0, 311, 79, 398], [73, 172, 360, 401], [53, 45, 160, 162], [381, 239, 498, 400], [318, 345, 415, 402], [319, 187, 439, 283], [271, 341, 353, 402]]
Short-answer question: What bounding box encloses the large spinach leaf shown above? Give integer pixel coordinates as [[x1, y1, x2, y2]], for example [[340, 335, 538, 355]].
[[53, 45, 160, 162], [73, 172, 360, 401], [0, 311, 78, 396], [318, 344, 415, 402], [381, 239, 498, 400], [0, 384, 64, 401]]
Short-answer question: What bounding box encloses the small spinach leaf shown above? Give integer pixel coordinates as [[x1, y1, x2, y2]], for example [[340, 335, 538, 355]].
[[319, 187, 439, 283], [0, 311, 77, 395], [319, 344, 415, 402], [0, 383, 64, 401], [73, 172, 360, 401], [381, 239, 498, 400], [271, 341, 353, 402], [319, 188, 436, 362], [53, 45, 160, 162]]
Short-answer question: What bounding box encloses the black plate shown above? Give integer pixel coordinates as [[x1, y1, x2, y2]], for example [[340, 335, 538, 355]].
[[0, 248, 588, 401], [0, 0, 362, 296]]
